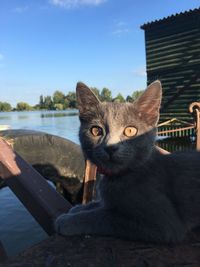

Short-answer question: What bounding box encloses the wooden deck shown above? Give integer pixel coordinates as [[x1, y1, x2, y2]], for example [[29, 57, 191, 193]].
[[2, 232, 200, 267]]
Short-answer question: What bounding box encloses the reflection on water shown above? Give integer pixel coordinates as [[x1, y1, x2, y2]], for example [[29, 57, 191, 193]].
[[18, 115, 29, 119], [41, 111, 78, 118], [0, 187, 48, 257], [0, 115, 11, 120]]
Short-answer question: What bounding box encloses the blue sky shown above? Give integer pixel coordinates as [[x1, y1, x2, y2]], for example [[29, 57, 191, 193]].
[[0, 0, 199, 107]]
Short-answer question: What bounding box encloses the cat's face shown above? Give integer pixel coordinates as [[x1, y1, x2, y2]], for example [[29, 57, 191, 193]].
[[76, 81, 162, 175]]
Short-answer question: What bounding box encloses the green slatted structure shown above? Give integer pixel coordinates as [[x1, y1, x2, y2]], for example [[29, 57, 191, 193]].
[[141, 8, 200, 136]]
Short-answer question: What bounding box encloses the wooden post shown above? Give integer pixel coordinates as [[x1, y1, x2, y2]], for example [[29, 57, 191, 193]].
[[195, 109, 200, 150], [189, 102, 200, 151], [0, 138, 72, 235], [155, 145, 170, 154], [82, 160, 97, 204]]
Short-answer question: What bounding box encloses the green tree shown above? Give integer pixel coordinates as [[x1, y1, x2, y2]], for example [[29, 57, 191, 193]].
[[39, 95, 44, 109], [63, 97, 69, 109], [54, 103, 64, 110], [0, 102, 12, 111], [126, 95, 133, 102], [90, 87, 100, 99], [132, 90, 144, 101], [113, 93, 125, 103], [100, 88, 112, 102], [16, 102, 33, 111], [44, 96, 54, 110], [53, 90, 65, 105], [66, 92, 76, 108], [33, 104, 40, 110]]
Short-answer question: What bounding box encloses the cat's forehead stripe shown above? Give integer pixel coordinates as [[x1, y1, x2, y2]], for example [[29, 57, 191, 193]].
[[100, 102, 136, 123]]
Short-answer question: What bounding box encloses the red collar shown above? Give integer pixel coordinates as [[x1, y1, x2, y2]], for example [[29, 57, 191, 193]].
[[97, 166, 129, 177], [97, 167, 114, 177]]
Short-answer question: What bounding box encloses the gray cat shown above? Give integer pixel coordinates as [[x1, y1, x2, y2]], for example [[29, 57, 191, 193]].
[[55, 81, 200, 243]]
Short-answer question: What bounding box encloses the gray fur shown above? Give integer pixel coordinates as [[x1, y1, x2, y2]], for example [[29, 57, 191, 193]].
[[55, 81, 200, 243]]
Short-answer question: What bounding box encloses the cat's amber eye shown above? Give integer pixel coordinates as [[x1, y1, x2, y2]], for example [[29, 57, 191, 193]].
[[124, 126, 137, 137], [91, 126, 103, 137]]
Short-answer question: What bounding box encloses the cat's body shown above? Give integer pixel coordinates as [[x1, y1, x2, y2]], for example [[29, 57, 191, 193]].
[[55, 81, 200, 243]]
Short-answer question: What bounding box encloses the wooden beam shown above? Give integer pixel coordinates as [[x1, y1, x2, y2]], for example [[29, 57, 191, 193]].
[[195, 109, 200, 150], [82, 160, 97, 204], [0, 138, 72, 235]]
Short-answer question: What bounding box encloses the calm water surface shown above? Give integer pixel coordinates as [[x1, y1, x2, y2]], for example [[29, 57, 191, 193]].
[[0, 110, 80, 256]]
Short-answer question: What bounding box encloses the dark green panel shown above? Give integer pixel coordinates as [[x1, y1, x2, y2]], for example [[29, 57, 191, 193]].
[[142, 9, 200, 126]]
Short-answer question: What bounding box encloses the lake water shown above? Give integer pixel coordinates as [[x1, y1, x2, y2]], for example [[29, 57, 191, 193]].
[[0, 110, 196, 257], [0, 110, 80, 257]]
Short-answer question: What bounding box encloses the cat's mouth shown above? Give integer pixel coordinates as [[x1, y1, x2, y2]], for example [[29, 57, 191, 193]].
[[101, 155, 122, 165], [96, 157, 125, 176], [92, 147, 125, 174], [97, 161, 127, 177], [97, 166, 114, 176]]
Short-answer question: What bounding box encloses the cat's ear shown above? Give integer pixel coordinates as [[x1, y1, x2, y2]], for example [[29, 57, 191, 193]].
[[76, 82, 100, 120], [134, 80, 162, 126]]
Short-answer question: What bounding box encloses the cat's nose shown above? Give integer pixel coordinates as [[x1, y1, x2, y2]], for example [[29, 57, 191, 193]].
[[104, 145, 118, 157]]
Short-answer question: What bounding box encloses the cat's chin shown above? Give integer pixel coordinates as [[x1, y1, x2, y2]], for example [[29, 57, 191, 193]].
[[96, 161, 126, 176]]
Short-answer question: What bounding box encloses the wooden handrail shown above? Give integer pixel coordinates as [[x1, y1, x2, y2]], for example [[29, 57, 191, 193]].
[[82, 160, 97, 204], [157, 125, 194, 135], [189, 102, 200, 150], [0, 138, 72, 235]]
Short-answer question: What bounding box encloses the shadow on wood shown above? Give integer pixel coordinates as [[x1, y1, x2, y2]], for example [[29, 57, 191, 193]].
[[2, 231, 200, 267]]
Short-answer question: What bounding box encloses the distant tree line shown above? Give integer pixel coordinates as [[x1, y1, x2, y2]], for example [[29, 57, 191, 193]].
[[0, 87, 144, 112]]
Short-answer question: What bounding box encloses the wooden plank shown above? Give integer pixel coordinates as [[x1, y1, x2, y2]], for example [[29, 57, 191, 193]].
[[82, 160, 97, 204], [148, 68, 199, 77], [5, 233, 200, 266], [146, 28, 199, 45], [146, 40, 200, 55], [195, 109, 200, 151], [159, 116, 193, 123], [147, 57, 200, 71], [158, 126, 194, 135], [147, 62, 200, 72], [144, 17, 200, 39], [147, 51, 200, 66], [162, 95, 200, 101], [146, 34, 200, 51], [0, 138, 72, 235]]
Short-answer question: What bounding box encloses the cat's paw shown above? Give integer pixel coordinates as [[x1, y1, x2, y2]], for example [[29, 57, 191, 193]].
[[68, 204, 85, 214], [54, 213, 83, 236]]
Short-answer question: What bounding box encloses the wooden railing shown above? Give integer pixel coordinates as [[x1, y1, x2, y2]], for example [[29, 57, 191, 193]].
[[158, 101, 200, 150]]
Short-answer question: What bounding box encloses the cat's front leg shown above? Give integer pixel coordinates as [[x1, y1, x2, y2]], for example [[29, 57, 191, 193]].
[[68, 201, 101, 214], [54, 208, 114, 236]]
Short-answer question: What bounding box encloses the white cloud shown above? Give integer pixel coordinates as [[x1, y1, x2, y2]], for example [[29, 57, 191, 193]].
[[116, 21, 127, 27], [49, 0, 106, 8], [12, 6, 29, 13], [112, 28, 129, 36], [112, 21, 130, 37], [132, 67, 147, 77]]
